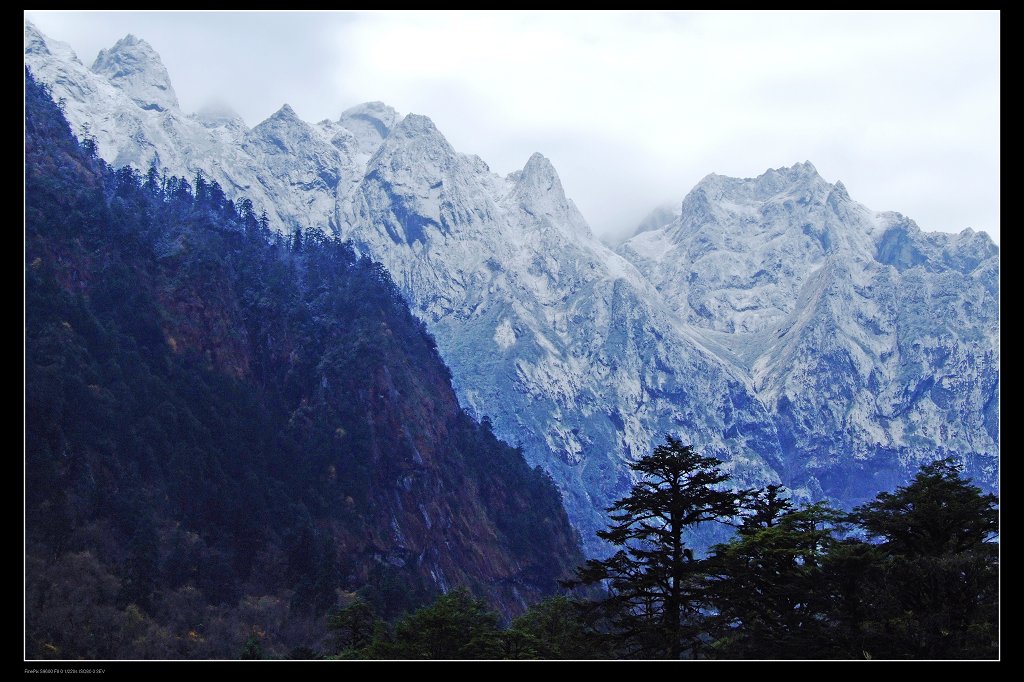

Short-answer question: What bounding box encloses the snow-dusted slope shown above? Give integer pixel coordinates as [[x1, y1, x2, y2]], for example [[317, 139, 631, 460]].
[[26, 23, 997, 555], [24, 21, 367, 234], [342, 117, 784, 552], [619, 164, 999, 498], [92, 34, 179, 112]]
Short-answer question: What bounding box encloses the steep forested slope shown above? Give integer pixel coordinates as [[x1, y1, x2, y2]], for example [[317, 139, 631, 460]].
[[25, 71, 581, 659]]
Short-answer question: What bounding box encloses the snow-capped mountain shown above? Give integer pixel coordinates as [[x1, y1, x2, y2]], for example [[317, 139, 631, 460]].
[[91, 34, 179, 112], [25, 23, 998, 555], [24, 22, 338, 234], [618, 164, 998, 498], [343, 119, 785, 550]]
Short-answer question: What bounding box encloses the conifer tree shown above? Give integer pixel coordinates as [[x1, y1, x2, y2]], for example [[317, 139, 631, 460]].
[[707, 496, 846, 658], [847, 458, 999, 658], [567, 436, 749, 658]]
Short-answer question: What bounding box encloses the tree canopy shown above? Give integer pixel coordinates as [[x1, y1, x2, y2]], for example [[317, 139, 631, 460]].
[[567, 436, 749, 658], [566, 442, 998, 660]]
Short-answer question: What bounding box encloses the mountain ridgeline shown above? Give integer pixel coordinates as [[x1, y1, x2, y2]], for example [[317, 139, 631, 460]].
[[25, 71, 581, 659], [23, 22, 998, 561]]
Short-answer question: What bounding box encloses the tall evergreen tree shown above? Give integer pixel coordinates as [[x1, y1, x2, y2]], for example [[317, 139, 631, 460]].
[[567, 436, 749, 658], [846, 458, 999, 659], [854, 458, 998, 557], [707, 497, 846, 658]]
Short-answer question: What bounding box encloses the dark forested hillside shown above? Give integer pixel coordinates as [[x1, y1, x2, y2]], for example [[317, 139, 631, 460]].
[[24, 70, 582, 659]]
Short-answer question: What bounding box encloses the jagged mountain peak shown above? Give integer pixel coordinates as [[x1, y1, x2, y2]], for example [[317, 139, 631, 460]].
[[249, 104, 318, 141], [24, 19, 43, 44], [24, 20, 49, 54], [391, 112, 442, 138], [765, 159, 821, 180], [873, 211, 999, 274], [669, 161, 848, 242], [116, 33, 144, 47], [369, 112, 457, 171], [512, 152, 592, 239], [789, 159, 820, 176], [514, 152, 568, 209], [514, 152, 567, 205], [753, 160, 828, 195], [91, 33, 178, 112], [956, 226, 997, 251], [692, 161, 829, 203], [621, 163, 896, 336], [356, 112, 486, 248], [244, 102, 341, 232], [520, 152, 558, 183], [272, 102, 300, 120], [25, 20, 81, 64]]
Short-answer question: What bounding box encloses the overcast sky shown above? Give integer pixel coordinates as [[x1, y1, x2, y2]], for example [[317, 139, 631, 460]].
[[25, 10, 1000, 244]]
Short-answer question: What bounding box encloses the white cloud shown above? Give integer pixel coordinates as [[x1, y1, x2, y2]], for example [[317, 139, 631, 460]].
[[25, 10, 1000, 243]]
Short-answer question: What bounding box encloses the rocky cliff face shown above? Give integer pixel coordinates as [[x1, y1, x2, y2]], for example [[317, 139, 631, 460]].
[[91, 34, 179, 112], [26, 22, 998, 556], [618, 164, 999, 501], [339, 116, 786, 553]]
